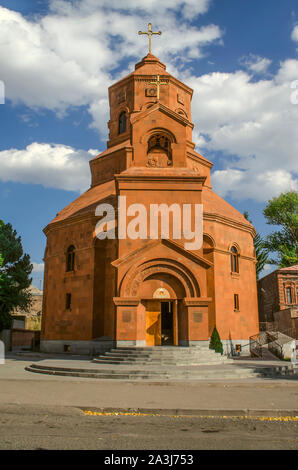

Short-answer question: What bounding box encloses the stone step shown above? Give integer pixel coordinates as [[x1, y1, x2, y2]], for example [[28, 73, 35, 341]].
[[25, 364, 254, 378], [103, 350, 223, 357], [93, 360, 231, 366], [110, 345, 210, 349], [108, 348, 211, 354], [107, 350, 211, 356], [25, 363, 294, 380], [94, 355, 231, 362], [97, 356, 229, 362], [102, 353, 224, 360], [98, 347, 230, 366]]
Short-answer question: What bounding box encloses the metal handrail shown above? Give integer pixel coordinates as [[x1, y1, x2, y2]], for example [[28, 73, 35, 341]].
[[249, 326, 296, 359]]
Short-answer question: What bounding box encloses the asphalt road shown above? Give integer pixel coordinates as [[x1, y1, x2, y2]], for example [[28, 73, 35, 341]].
[[0, 405, 297, 450]]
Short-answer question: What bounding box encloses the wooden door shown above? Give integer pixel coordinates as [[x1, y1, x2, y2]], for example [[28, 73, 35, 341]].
[[146, 300, 161, 346]]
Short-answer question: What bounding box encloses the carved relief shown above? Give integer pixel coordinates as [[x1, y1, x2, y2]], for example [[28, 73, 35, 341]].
[[177, 93, 184, 105], [147, 154, 172, 168], [122, 259, 200, 298], [117, 90, 126, 104], [153, 287, 171, 299], [145, 87, 157, 97]]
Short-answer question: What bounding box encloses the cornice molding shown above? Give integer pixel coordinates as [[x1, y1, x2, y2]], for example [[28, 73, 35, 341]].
[[131, 102, 194, 129], [187, 151, 213, 169], [109, 73, 193, 96], [203, 212, 256, 237]]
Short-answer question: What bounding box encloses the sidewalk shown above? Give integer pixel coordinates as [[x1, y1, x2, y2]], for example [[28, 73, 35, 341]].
[[0, 354, 297, 414]]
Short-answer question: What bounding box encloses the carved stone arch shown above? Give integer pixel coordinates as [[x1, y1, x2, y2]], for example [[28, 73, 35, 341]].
[[203, 234, 215, 262], [63, 241, 76, 254], [203, 233, 216, 249], [120, 258, 200, 298], [140, 127, 177, 145], [140, 101, 156, 111], [175, 107, 188, 118], [228, 242, 241, 254], [118, 105, 130, 115]]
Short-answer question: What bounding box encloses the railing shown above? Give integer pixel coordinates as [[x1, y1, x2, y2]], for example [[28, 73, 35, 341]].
[[250, 327, 296, 359], [249, 331, 275, 358], [278, 327, 297, 340], [268, 339, 283, 360]]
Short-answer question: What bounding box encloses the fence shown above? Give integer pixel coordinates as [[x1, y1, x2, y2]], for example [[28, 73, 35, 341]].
[[10, 329, 40, 350]]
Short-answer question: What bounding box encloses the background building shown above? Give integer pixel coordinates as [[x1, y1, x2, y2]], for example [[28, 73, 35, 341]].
[[258, 265, 298, 338]]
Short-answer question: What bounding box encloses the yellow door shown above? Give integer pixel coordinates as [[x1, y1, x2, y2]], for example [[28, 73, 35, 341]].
[[146, 300, 161, 346]]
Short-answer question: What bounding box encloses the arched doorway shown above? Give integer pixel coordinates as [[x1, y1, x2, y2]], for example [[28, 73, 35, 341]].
[[119, 259, 200, 347], [140, 272, 186, 346]]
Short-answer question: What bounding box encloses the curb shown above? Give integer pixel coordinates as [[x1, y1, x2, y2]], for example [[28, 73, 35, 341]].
[[80, 407, 298, 418]]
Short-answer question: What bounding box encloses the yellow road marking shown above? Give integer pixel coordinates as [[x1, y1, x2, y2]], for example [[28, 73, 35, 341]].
[[83, 410, 298, 421]]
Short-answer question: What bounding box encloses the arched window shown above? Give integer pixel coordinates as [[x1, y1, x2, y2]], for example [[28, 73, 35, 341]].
[[230, 246, 239, 273], [118, 111, 127, 134], [66, 245, 75, 272], [286, 287, 292, 304], [146, 133, 172, 167], [148, 134, 171, 155]]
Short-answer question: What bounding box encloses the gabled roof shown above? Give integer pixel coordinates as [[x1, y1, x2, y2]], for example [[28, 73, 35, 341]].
[[112, 238, 213, 270]]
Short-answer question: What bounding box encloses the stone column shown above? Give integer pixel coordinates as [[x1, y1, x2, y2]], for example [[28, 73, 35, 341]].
[[173, 299, 178, 346]]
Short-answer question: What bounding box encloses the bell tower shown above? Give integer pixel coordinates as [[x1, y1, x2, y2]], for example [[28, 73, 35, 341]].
[[90, 50, 212, 187]]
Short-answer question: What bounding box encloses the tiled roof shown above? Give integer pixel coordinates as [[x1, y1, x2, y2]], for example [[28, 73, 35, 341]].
[[279, 265, 298, 271], [47, 180, 116, 226], [45, 177, 251, 229]]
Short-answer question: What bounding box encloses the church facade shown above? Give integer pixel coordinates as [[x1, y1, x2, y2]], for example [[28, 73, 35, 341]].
[[41, 53, 259, 356]]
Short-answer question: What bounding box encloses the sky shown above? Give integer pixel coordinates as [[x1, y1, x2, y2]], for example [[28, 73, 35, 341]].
[[0, 0, 297, 289]]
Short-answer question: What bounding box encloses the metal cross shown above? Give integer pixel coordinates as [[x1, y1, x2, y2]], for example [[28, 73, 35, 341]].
[[138, 23, 162, 54], [149, 75, 167, 100]]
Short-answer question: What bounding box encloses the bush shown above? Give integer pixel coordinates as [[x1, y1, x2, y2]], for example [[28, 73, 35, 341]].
[[209, 327, 223, 355]]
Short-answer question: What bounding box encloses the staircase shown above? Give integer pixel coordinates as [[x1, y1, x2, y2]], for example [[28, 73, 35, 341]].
[[25, 346, 295, 380], [93, 346, 232, 366]]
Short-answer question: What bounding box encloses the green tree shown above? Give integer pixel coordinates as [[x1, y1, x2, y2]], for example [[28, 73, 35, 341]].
[[209, 327, 223, 355], [243, 211, 270, 279], [263, 191, 298, 268], [0, 220, 33, 331]]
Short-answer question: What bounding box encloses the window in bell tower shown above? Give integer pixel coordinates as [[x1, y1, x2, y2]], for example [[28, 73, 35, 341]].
[[146, 133, 172, 168], [118, 111, 127, 134]]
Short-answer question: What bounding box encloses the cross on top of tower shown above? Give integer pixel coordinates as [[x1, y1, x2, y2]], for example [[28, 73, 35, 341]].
[[138, 23, 162, 54]]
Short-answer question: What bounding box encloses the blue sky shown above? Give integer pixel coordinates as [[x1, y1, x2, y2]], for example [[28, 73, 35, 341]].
[[0, 0, 297, 288]]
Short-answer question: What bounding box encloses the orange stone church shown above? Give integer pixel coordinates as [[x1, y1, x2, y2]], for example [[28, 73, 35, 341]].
[[41, 39, 259, 356]]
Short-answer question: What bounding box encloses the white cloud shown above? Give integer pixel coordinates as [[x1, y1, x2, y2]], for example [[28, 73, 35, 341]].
[[0, 3, 297, 202], [0, 143, 97, 192], [32, 262, 44, 273], [240, 54, 272, 74], [0, 2, 221, 131], [291, 25, 298, 42], [188, 59, 298, 201], [50, 0, 211, 18], [212, 169, 297, 202]]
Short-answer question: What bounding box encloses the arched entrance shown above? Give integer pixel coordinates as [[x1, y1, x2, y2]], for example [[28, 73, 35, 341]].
[[140, 271, 187, 346], [116, 258, 201, 347]]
